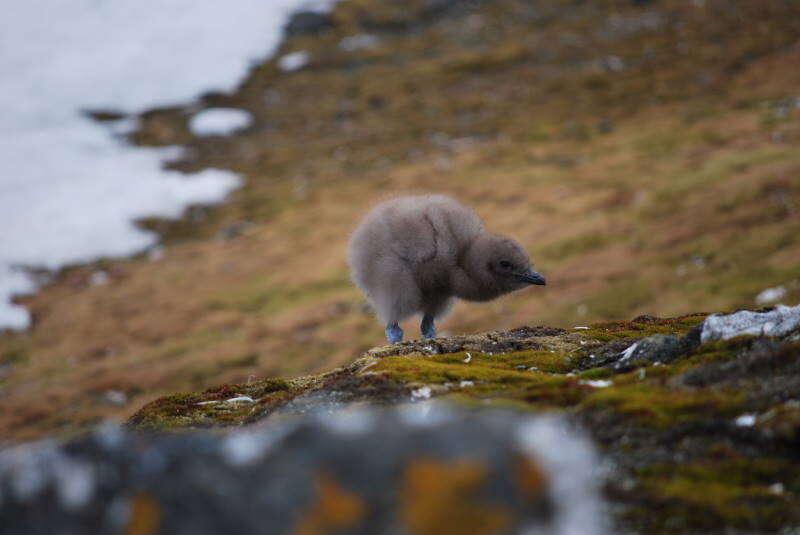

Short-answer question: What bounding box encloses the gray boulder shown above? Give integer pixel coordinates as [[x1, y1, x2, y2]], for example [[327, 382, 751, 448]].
[[0, 406, 606, 535]]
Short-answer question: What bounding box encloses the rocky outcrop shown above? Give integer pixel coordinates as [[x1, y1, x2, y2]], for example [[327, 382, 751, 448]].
[[0, 409, 603, 535], [2, 306, 800, 534]]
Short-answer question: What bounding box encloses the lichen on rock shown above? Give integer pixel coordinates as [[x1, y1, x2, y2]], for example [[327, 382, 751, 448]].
[[0, 408, 602, 535]]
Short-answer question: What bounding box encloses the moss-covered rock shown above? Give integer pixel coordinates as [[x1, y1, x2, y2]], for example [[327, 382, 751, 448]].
[[128, 307, 800, 533]]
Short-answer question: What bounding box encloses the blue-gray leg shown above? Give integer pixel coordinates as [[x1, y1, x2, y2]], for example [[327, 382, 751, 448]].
[[421, 314, 436, 339], [386, 323, 403, 344]]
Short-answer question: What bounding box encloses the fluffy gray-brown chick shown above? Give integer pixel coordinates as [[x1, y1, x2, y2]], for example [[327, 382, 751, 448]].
[[348, 195, 546, 343]]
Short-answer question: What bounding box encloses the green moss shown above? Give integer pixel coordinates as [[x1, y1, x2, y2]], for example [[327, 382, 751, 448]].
[[629, 458, 800, 533], [371, 355, 534, 386], [516, 376, 591, 408], [127, 378, 293, 431], [370, 350, 577, 386], [578, 368, 615, 380], [581, 384, 746, 428], [580, 313, 706, 342], [674, 335, 757, 369]]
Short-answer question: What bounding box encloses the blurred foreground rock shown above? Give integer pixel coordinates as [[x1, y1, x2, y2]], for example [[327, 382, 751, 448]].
[[0, 408, 604, 535]]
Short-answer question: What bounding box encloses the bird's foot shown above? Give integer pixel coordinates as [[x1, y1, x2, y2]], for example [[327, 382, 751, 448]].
[[421, 314, 436, 339], [385, 323, 403, 344]]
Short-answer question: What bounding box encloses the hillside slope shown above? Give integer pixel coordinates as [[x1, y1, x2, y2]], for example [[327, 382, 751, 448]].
[[1, 0, 799, 440]]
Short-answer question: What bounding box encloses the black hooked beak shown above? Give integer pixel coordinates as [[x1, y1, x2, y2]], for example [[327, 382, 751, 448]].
[[518, 268, 547, 286]]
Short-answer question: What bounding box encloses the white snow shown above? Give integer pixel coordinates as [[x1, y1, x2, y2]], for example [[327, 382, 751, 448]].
[[573, 326, 589, 330], [462, 352, 472, 363], [735, 414, 757, 427], [701, 304, 800, 343], [755, 285, 787, 305], [0, 0, 338, 330], [278, 50, 310, 71], [189, 108, 253, 136], [459, 380, 475, 388], [579, 380, 613, 388]]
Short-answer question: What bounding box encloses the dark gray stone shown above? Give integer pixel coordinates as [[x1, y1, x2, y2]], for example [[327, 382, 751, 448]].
[[614, 334, 689, 370], [0, 407, 606, 535]]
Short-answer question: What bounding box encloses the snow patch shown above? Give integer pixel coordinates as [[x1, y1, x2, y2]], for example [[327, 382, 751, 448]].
[[189, 108, 253, 136], [278, 50, 310, 71], [701, 304, 800, 343], [735, 414, 757, 427], [755, 285, 787, 305], [0, 0, 340, 329], [579, 380, 613, 388]]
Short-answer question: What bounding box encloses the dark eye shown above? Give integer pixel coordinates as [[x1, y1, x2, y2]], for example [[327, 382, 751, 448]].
[[498, 260, 513, 270]]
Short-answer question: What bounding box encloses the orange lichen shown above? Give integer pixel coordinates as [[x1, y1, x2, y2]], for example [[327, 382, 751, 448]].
[[122, 493, 161, 535], [400, 457, 513, 535], [292, 473, 367, 535], [517, 457, 547, 500]]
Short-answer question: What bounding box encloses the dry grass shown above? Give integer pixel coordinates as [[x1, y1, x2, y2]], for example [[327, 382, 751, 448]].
[[1, 0, 800, 440]]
